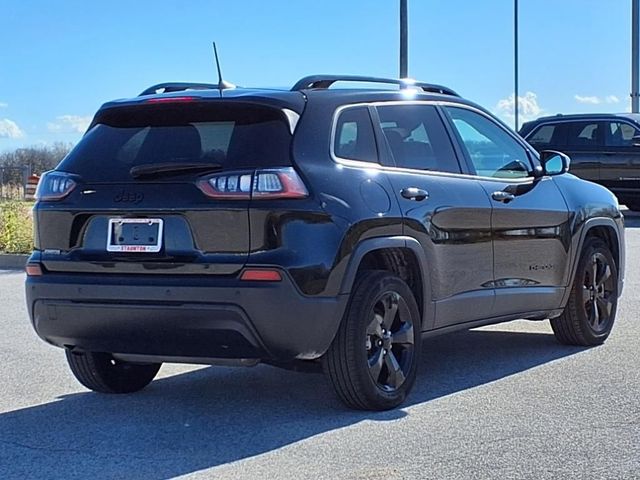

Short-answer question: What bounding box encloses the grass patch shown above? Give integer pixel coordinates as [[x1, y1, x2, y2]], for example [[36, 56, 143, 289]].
[[0, 200, 34, 254]]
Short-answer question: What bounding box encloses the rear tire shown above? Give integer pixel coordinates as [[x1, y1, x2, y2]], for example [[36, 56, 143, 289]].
[[324, 271, 421, 410], [551, 237, 618, 346], [65, 350, 161, 394]]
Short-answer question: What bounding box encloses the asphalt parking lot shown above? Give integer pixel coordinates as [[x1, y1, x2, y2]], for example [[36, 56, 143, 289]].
[[1, 214, 638, 480]]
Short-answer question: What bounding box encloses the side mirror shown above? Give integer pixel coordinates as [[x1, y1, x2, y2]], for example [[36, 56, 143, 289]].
[[539, 150, 570, 176], [632, 134, 640, 147]]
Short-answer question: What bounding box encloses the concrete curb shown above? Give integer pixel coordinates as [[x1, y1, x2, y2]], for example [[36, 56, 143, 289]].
[[0, 254, 28, 270]]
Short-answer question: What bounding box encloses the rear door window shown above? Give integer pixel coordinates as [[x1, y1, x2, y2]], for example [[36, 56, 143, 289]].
[[58, 103, 292, 182], [566, 121, 604, 148], [375, 104, 461, 173]]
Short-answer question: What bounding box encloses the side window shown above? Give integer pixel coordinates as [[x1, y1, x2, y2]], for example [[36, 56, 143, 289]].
[[605, 121, 639, 147], [443, 106, 532, 178], [566, 121, 604, 148], [334, 107, 378, 162], [527, 123, 566, 148], [376, 104, 461, 173]]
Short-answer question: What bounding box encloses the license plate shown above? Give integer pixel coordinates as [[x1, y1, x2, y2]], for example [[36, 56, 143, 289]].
[[107, 218, 163, 253]]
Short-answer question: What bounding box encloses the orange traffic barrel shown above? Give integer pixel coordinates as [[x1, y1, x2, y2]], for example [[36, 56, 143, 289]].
[[24, 174, 40, 200]]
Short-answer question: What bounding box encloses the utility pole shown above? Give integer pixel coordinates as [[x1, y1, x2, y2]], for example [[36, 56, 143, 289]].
[[633, 0, 639, 112], [514, 0, 519, 130], [400, 0, 408, 78]]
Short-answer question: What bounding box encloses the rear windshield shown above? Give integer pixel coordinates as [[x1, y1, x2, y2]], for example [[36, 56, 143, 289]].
[[58, 102, 292, 181]]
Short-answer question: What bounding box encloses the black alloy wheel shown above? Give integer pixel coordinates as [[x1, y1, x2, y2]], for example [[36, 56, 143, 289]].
[[365, 291, 415, 392], [551, 237, 618, 346], [581, 251, 616, 334], [325, 270, 421, 410]]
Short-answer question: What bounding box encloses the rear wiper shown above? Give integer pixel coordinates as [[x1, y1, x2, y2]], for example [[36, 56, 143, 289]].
[[130, 162, 223, 178]]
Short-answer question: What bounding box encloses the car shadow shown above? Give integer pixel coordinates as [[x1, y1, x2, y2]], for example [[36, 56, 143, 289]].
[[0, 327, 587, 479]]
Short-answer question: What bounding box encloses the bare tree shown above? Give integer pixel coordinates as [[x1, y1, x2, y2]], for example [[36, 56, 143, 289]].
[[0, 142, 72, 184]]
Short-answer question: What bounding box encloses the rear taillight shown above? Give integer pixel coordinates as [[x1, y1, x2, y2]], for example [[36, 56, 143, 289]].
[[25, 263, 43, 276], [35, 171, 77, 201], [197, 167, 308, 200]]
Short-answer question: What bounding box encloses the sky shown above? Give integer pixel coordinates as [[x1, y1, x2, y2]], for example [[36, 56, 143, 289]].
[[0, 0, 633, 151]]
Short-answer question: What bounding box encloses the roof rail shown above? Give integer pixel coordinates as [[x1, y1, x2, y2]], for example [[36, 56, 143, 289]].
[[138, 82, 221, 96], [291, 75, 459, 96]]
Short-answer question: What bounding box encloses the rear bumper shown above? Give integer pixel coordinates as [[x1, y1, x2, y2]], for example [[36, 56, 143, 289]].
[[25, 270, 348, 362]]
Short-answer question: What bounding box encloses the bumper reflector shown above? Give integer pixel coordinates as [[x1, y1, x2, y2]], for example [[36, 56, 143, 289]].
[[240, 269, 282, 282]]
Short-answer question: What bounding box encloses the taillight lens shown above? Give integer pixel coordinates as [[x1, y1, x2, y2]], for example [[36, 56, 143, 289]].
[[197, 167, 308, 200], [25, 263, 43, 276], [35, 171, 77, 201], [252, 168, 308, 199]]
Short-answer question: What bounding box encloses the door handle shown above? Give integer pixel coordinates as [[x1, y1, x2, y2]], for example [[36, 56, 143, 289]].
[[400, 187, 429, 201], [491, 191, 515, 203]]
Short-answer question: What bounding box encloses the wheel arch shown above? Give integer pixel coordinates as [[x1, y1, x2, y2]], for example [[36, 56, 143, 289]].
[[561, 217, 625, 307], [339, 236, 432, 329]]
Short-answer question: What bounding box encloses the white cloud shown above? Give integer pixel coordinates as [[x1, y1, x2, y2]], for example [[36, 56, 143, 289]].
[[574, 94, 621, 105], [495, 91, 543, 124], [47, 115, 92, 134], [0, 118, 25, 139], [0, 102, 7, 108], [574, 95, 601, 105]]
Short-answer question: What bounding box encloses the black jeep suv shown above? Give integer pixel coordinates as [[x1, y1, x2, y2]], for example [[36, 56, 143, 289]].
[[25, 75, 625, 410], [520, 113, 640, 211]]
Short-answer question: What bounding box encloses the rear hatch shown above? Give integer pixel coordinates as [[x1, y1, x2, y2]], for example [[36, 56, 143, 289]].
[[35, 99, 295, 275]]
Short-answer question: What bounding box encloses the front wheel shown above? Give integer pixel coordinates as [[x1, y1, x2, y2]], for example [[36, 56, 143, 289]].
[[324, 271, 421, 410], [65, 350, 161, 394], [550, 237, 618, 346]]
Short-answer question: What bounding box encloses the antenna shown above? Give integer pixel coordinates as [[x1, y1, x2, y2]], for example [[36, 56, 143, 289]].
[[212, 42, 235, 94]]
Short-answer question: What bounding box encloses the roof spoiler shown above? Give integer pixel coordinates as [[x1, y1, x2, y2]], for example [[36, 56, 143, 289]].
[[138, 82, 234, 97]]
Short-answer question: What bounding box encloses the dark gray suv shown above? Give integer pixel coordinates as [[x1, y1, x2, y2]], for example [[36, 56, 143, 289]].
[[26, 76, 625, 410], [520, 113, 640, 211]]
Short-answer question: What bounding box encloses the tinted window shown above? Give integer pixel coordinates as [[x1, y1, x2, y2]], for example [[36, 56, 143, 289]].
[[334, 107, 378, 162], [444, 107, 531, 178], [605, 121, 639, 147], [376, 104, 461, 173], [527, 123, 567, 148], [566, 121, 604, 148], [59, 103, 292, 182]]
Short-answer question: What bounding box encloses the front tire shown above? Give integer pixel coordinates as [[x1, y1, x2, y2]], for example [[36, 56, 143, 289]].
[[65, 350, 161, 394], [551, 237, 618, 346], [324, 271, 421, 410]]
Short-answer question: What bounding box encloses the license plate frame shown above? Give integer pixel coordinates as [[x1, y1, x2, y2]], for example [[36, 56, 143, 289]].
[[106, 218, 163, 253]]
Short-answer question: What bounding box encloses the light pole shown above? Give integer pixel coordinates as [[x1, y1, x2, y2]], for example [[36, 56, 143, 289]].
[[514, 0, 519, 130], [400, 0, 408, 78], [633, 0, 639, 113]]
